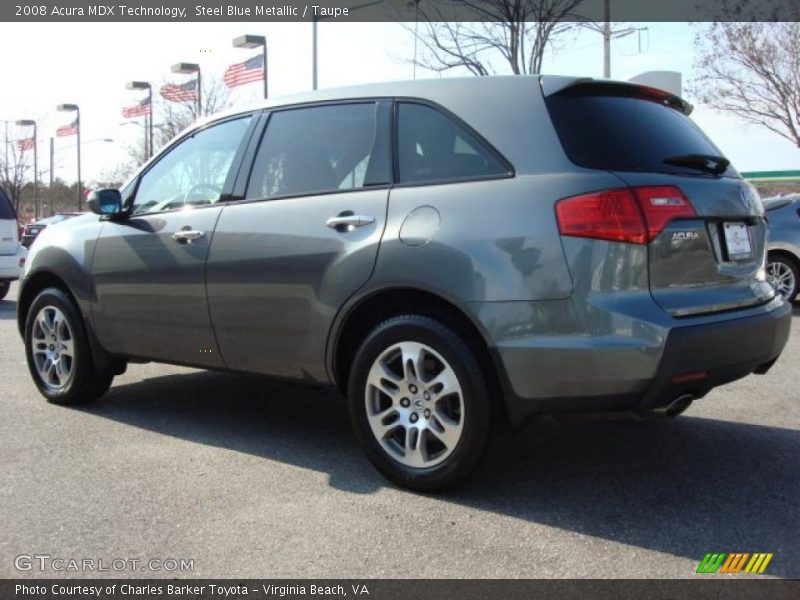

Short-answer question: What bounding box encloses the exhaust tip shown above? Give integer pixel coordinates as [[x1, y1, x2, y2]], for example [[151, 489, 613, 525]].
[[665, 393, 695, 417]]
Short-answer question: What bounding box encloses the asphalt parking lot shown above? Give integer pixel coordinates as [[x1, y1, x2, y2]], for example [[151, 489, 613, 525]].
[[1, 280, 798, 579]]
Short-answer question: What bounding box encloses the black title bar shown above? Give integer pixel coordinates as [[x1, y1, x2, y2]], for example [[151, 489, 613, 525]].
[[3, 579, 800, 600], [2, 0, 800, 22]]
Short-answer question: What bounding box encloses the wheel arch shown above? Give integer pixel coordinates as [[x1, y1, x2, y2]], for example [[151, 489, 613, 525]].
[[17, 270, 78, 337], [328, 286, 508, 422], [767, 248, 800, 271], [18, 269, 115, 375]]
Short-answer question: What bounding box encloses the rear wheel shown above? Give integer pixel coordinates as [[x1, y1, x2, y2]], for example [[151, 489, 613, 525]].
[[24, 287, 113, 405], [347, 315, 491, 492], [0, 281, 9, 300], [766, 254, 798, 303]]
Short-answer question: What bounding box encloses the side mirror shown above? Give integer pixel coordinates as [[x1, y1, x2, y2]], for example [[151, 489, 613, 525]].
[[87, 189, 123, 216]]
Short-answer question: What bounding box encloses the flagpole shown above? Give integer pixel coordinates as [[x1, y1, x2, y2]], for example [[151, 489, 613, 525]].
[[197, 69, 202, 117], [263, 40, 268, 99], [148, 86, 153, 157], [15, 119, 38, 219], [76, 108, 82, 211], [32, 123, 37, 219]]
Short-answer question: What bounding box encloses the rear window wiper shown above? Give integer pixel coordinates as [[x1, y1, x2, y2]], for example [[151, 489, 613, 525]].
[[663, 154, 730, 175]]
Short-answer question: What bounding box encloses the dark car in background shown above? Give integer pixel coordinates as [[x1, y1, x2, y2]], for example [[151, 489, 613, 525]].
[[21, 213, 83, 248], [765, 194, 800, 303], [16, 76, 792, 490]]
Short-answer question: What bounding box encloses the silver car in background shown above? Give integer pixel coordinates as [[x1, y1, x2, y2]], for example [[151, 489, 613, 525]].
[[766, 194, 800, 302], [17, 76, 792, 491]]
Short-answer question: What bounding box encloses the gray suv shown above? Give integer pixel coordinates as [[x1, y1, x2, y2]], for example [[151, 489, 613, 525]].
[[17, 76, 792, 491]]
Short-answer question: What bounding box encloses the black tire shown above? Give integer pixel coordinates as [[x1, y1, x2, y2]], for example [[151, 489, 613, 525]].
[[0, 280, 9, 300], [24, 287, 113, 405], [767, 254, 799, 303], [347, 315, 492, 492]]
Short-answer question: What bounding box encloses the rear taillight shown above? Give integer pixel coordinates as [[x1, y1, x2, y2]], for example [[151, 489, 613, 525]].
[[555, 186, 695, 245]]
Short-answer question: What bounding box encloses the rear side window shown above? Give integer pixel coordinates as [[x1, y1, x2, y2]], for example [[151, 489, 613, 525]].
[[246, 103, 388, 199], [396, 103, 509, 184], [546, 85, 731, 176], [0, 187, 16, 219]]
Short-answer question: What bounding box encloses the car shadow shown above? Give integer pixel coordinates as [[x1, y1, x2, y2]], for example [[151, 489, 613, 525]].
[[80, 369, 800, 577]]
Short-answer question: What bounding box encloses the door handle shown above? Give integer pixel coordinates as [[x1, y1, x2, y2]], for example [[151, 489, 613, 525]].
[[172, 228, 205, 243], [326, 214, 376, 231]]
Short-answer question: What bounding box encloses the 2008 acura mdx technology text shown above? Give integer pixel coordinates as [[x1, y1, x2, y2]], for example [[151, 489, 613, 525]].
[[17, 76, 792, 491]]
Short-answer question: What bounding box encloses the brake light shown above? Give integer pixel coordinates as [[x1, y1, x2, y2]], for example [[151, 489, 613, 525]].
[[555, 186, 695, 244], [635, 186, 696, 240]]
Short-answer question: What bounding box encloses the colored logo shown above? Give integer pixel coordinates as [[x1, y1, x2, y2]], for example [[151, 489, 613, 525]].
[[696, 552, 773, 574]]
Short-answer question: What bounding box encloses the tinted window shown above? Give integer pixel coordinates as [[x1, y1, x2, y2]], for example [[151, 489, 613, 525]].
[[247, 103, 385, 199], [546, 85, 730, 175], [133, 116, 252, 214], [396, 103, 508, 184], [0, 187, 15, 219]]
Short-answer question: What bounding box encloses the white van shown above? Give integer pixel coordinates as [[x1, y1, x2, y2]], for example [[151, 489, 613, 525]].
[[0, 187, 27, 300]]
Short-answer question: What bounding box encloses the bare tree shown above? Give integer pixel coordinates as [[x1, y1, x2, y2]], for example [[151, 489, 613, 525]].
[[404, 0, 586, 76], [112, 76, 234, 181], [692, 19, 800, 149], [156, 76, 233, 148], [0, 135, 31, 212]]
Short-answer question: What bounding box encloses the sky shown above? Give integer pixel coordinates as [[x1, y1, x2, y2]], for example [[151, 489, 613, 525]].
[[0, 20, 797, 185]]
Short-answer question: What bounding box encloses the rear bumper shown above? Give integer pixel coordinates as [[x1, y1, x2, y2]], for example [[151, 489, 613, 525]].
[[0, 245, 27, 281], [476, 297, 792, 427], [636, 298, 791, 411]]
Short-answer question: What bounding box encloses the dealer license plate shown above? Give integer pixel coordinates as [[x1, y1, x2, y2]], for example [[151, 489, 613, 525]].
[[723, 222, 752, 260]]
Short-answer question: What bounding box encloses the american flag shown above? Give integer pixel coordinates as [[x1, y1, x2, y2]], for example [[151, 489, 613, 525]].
[[224, 54, 264, 89], [56, 119, 78, 137], [160, 79, 197, 102], [16, 138, 35, 152], [122, 96, 152, 118]]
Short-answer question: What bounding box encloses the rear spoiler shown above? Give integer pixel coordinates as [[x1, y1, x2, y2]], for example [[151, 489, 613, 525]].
[[539, 76, 694, 116]]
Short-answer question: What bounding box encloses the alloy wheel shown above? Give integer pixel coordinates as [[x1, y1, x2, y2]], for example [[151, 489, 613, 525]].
[[767, 260, 797, 301], [31, 305, 75, 392], [364, 341, 464, 469]]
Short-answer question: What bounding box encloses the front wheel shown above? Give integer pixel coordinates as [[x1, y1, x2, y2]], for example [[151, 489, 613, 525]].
[[24, 287, 113, 405], [0, 281, 10, 300], [347, 315, 491, 492]]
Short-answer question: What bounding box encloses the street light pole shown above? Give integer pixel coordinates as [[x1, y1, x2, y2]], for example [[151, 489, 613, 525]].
[[15, 120, 37, 218], [603, 0, 611, 78], [76, 108, 81, 210], [312, 16, 318, 90], [171, 63, 202, 117], [582, 0, 647, 80], [311, 0, 383, 90], [233, 34, 268, 99], [56, 104, 81, 210], [126, 81, 154, 157]]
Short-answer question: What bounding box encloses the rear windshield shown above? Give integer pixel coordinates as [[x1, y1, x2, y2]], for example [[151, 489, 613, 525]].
[[545, 84, 733, 176], [0, 187, 15, 219]]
